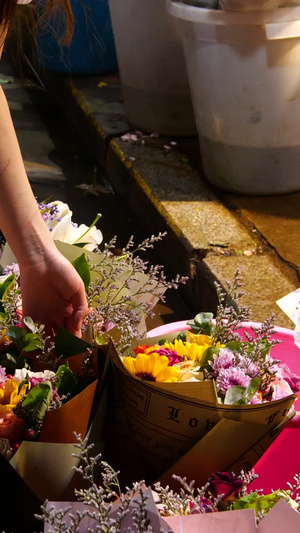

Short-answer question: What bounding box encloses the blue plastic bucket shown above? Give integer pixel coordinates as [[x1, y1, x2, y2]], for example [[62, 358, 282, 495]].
[[35, 0, 118, 75]]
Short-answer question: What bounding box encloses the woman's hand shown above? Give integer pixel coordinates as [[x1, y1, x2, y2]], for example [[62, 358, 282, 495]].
[[19, 248, 88, 337]]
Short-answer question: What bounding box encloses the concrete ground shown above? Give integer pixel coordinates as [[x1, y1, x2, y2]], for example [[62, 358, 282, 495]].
[[4, 41, 300, 331]]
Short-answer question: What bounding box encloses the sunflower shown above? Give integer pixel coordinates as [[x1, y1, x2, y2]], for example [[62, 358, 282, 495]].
[[123, 352, 178, 382]]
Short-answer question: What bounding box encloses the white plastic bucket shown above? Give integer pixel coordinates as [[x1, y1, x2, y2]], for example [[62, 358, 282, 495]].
[[168, 1, 300, 194], [108, 0, 197, 136]]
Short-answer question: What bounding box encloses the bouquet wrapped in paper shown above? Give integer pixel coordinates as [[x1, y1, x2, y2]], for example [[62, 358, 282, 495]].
[[0, 319, 109, 502], [111, 271, 299, 485], [39, 435, 300, 533]]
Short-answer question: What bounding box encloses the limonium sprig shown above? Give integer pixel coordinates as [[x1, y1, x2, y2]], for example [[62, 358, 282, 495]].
[[211, 268, 251, 345], [85, 233, 188, 347], [38, 434, 169, 533]]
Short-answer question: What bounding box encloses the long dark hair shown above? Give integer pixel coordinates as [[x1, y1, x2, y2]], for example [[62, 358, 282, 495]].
[[0, 0, 74, 46]]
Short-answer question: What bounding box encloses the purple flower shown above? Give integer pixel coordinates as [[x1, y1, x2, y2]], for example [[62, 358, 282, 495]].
[[212, 348, 234, 373], [216, 367, 251, 394], [149, 348, 181, 366], [29, 377, 44, 388], [2, 263, 20, 278], [249, 392, 262, 404], [189, 498, 217, 514], [207, 472, 245, 501]]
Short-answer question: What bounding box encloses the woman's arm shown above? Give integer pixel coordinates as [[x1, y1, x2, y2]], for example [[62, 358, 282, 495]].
[[0, 84, 88, 335]]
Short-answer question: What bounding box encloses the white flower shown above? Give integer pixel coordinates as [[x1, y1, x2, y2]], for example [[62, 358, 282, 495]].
[[41, 200, 103, 251], [14, 369, 55, 382]]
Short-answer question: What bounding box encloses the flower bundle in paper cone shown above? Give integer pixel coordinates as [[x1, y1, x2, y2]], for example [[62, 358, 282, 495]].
[[38, 435, 300, 533], [0, 323, 110, 502], [111, 272, 299, 485]]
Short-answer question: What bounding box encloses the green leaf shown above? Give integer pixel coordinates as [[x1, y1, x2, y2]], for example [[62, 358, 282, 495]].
[[55, 362, 77, 396], [200, 346, 221, 369], [22, 381, 52, 423], [72, 253, 90, 292], [6, 326, 43, 352], [0, 274, 15, 313], [94, 333, 106, 345], [226, 341, 242, 352], [73, 242, 89, 248], [233, 491, 283, 514], [224, 377, 261, 405], [158, 338, 168, 346], [55, 327, 92, 358], [23, 316, 39, 334], [224, 385, 248, 405], [22, 332, 44, 352], [0, 351, 30, 372], [176, 331, 186, 342], [245, 377, 261, 401], [6, 326, 27, 346], [18, 374, 29, 394], [187, 312, 214, 335]]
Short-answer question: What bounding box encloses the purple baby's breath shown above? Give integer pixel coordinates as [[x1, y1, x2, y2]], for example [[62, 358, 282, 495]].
[[239, 356, 259, 378], [216, 367, 251, 394]]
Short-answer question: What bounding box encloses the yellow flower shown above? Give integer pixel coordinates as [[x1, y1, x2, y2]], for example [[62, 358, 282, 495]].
[[186, 331, 213, 346], [123, 352, 178, 382], [0, 379, 28, 415], [162, 339, 209, 362], [0, 329, 9, 345]]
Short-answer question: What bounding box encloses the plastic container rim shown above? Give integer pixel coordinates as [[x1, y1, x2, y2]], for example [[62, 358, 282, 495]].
[[167, 0, 300, 26]]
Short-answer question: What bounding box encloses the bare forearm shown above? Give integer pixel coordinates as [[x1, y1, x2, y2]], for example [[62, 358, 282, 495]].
[[0, 86, 55, 265]]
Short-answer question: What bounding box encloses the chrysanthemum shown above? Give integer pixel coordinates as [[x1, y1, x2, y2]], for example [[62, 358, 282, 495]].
[[212, 348, 235, 372], [216, 367, 251, 394], [123, 352, 178, 382]]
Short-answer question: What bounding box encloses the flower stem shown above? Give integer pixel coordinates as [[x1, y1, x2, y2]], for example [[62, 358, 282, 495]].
[[73, 213, 102, 244]]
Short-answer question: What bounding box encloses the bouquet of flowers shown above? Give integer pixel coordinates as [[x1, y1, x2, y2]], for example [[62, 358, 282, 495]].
[[111, 271, 298, 484], [0, 199, 187, 347], [0, 313, 105, 502], [38, 435, 300, 533]]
